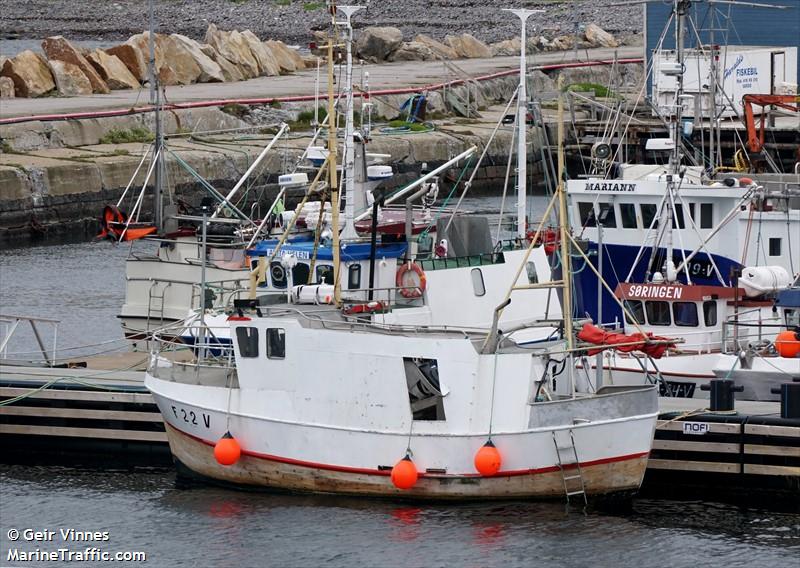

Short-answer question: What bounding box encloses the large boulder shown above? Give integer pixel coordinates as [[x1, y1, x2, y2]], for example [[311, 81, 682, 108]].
[[42, 36, 109, 93], [200, 44, 244, 82], [87, 49, 140, 90], [106, 44, 147, 82], [124, 32, 163, 81], [550, 35, 575, 51], [413, 35, 457, 60], [265, 40, 305, 73], [356, 26, 403, 62], [584, 23, 619, 48], [445, 33, 492, 59], [241, 30, 280, 76], [490, 37, 521, 57], [389, 41, 436, 62], [0, 76, 15, 98], [48, 59, 93, 96], [0, 50, 55, 97], [205, 24, 259, 79], [171, 34, 225, 83], [156, 35, 202, 85]]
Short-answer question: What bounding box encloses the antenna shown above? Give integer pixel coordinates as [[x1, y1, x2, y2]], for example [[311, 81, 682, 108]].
[[337, 5, 365, 241], [504, 8, 545, 239]]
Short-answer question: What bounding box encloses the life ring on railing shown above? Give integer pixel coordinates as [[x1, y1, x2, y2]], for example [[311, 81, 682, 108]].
[[343, 300, 388, 316], [396, 262, 427, 299]]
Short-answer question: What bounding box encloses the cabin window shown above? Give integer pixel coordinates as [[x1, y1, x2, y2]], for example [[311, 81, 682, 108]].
[[317, 264, 334, 284], [597, 203, 616, 228], [641, 204, 659, 229], [623, 300, 645, 325], [292, 263, 310, 286], [266, 328, 285, 359], [672, 204, 685, 229], [471, 268, 486, 296], [703, 301, 717, 327], [348, 264, 362, 290], [619, 203, 637, 228], [578, 202, 596, 227], [673, 302, 699, 327], [769, 238, 781, 257], [404, 357, 446, 421], [700, 203, 713, 229], [645, 301, 671, 326], [785, 309, 799, 328], [688, 202, 696, 222], [236, 327, 259, 358], [270, 262, 287, 289], [526, 261, 539, 284]]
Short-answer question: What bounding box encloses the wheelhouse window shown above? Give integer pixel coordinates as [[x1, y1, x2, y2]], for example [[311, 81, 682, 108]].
[[266, 328, 285, 359], [404, 358, 445, 421], [623, 300, 645, 325], [597, 203, 616, 228], [700, 203, 713, 229], [348, 264, 361, 290], [471, 268, 486, 297], [641, 204, 659, 229], [672, 204, 685, 229], [317, 264, 334, 284], [703, 301, 717, 327], [236, 327, 259, 358], [645, 301, 671, 326], [673, 302, 699, 327], [578, 202, 596, 227], [769, 238, 781, 257], [270, 262, 287, 289], [292, 263, 310, 286], [619, 203, 637, 228]]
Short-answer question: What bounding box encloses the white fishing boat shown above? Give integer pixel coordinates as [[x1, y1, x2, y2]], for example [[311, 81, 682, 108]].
[[575, 266, 792, 398], [145, 8, 662, 502]]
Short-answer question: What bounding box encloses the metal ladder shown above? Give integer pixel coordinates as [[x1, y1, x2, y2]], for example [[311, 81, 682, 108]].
[[552, 430, 587, 507], [146, 282, 169, 333]]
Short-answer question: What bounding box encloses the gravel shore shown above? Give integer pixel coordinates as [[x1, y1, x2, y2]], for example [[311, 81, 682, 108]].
[[1, 0, 644, 47]]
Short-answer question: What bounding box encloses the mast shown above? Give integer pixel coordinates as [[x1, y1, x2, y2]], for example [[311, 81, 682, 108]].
[[338, 5, 363, 241], [556, 76, 573, 354], [326, 1, 342, 305], [148, 0, 163, 234], [505, 9, 544, 239]]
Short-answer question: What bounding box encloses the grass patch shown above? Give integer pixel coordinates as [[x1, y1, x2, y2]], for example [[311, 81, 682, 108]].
[[566, 82, 616, 98], [274, 0, 290, 5], [269, 100, 282, 109], [303, 2, 325, 10], [99, 127, 154, 145], [1, 142, 14, 153], [111, 148, 130, 156]]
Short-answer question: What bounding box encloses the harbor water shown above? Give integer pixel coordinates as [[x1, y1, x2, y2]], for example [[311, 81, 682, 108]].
[[1, 197, 799, 567]]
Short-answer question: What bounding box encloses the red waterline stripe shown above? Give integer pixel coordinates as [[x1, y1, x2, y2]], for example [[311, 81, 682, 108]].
[[170, 423, 649, 479], [0, 58, 642, 126]]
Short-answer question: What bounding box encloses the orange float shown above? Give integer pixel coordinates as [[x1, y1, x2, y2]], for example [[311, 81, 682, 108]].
[[214, 432, 241, 466], [775, 330, 800, 358], [474, 440, 502, 476], [391, 455, 419, 490]]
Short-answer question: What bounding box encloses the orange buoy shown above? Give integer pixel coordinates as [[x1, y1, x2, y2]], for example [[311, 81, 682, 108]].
[[474, 440, 502, 477], [391, 455, 418, 490], [775, 330, 800, 358], [214, 432, 241, 466]]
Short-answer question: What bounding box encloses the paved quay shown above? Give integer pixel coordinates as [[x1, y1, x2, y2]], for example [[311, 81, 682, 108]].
[[0, 47, 640, 120]]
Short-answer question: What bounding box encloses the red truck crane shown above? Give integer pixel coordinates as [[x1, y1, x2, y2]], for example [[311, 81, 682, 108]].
[[742, 94, 800, 154]]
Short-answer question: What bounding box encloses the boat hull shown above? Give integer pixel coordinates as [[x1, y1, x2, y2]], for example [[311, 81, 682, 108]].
[[163, 422, 650, 500]]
